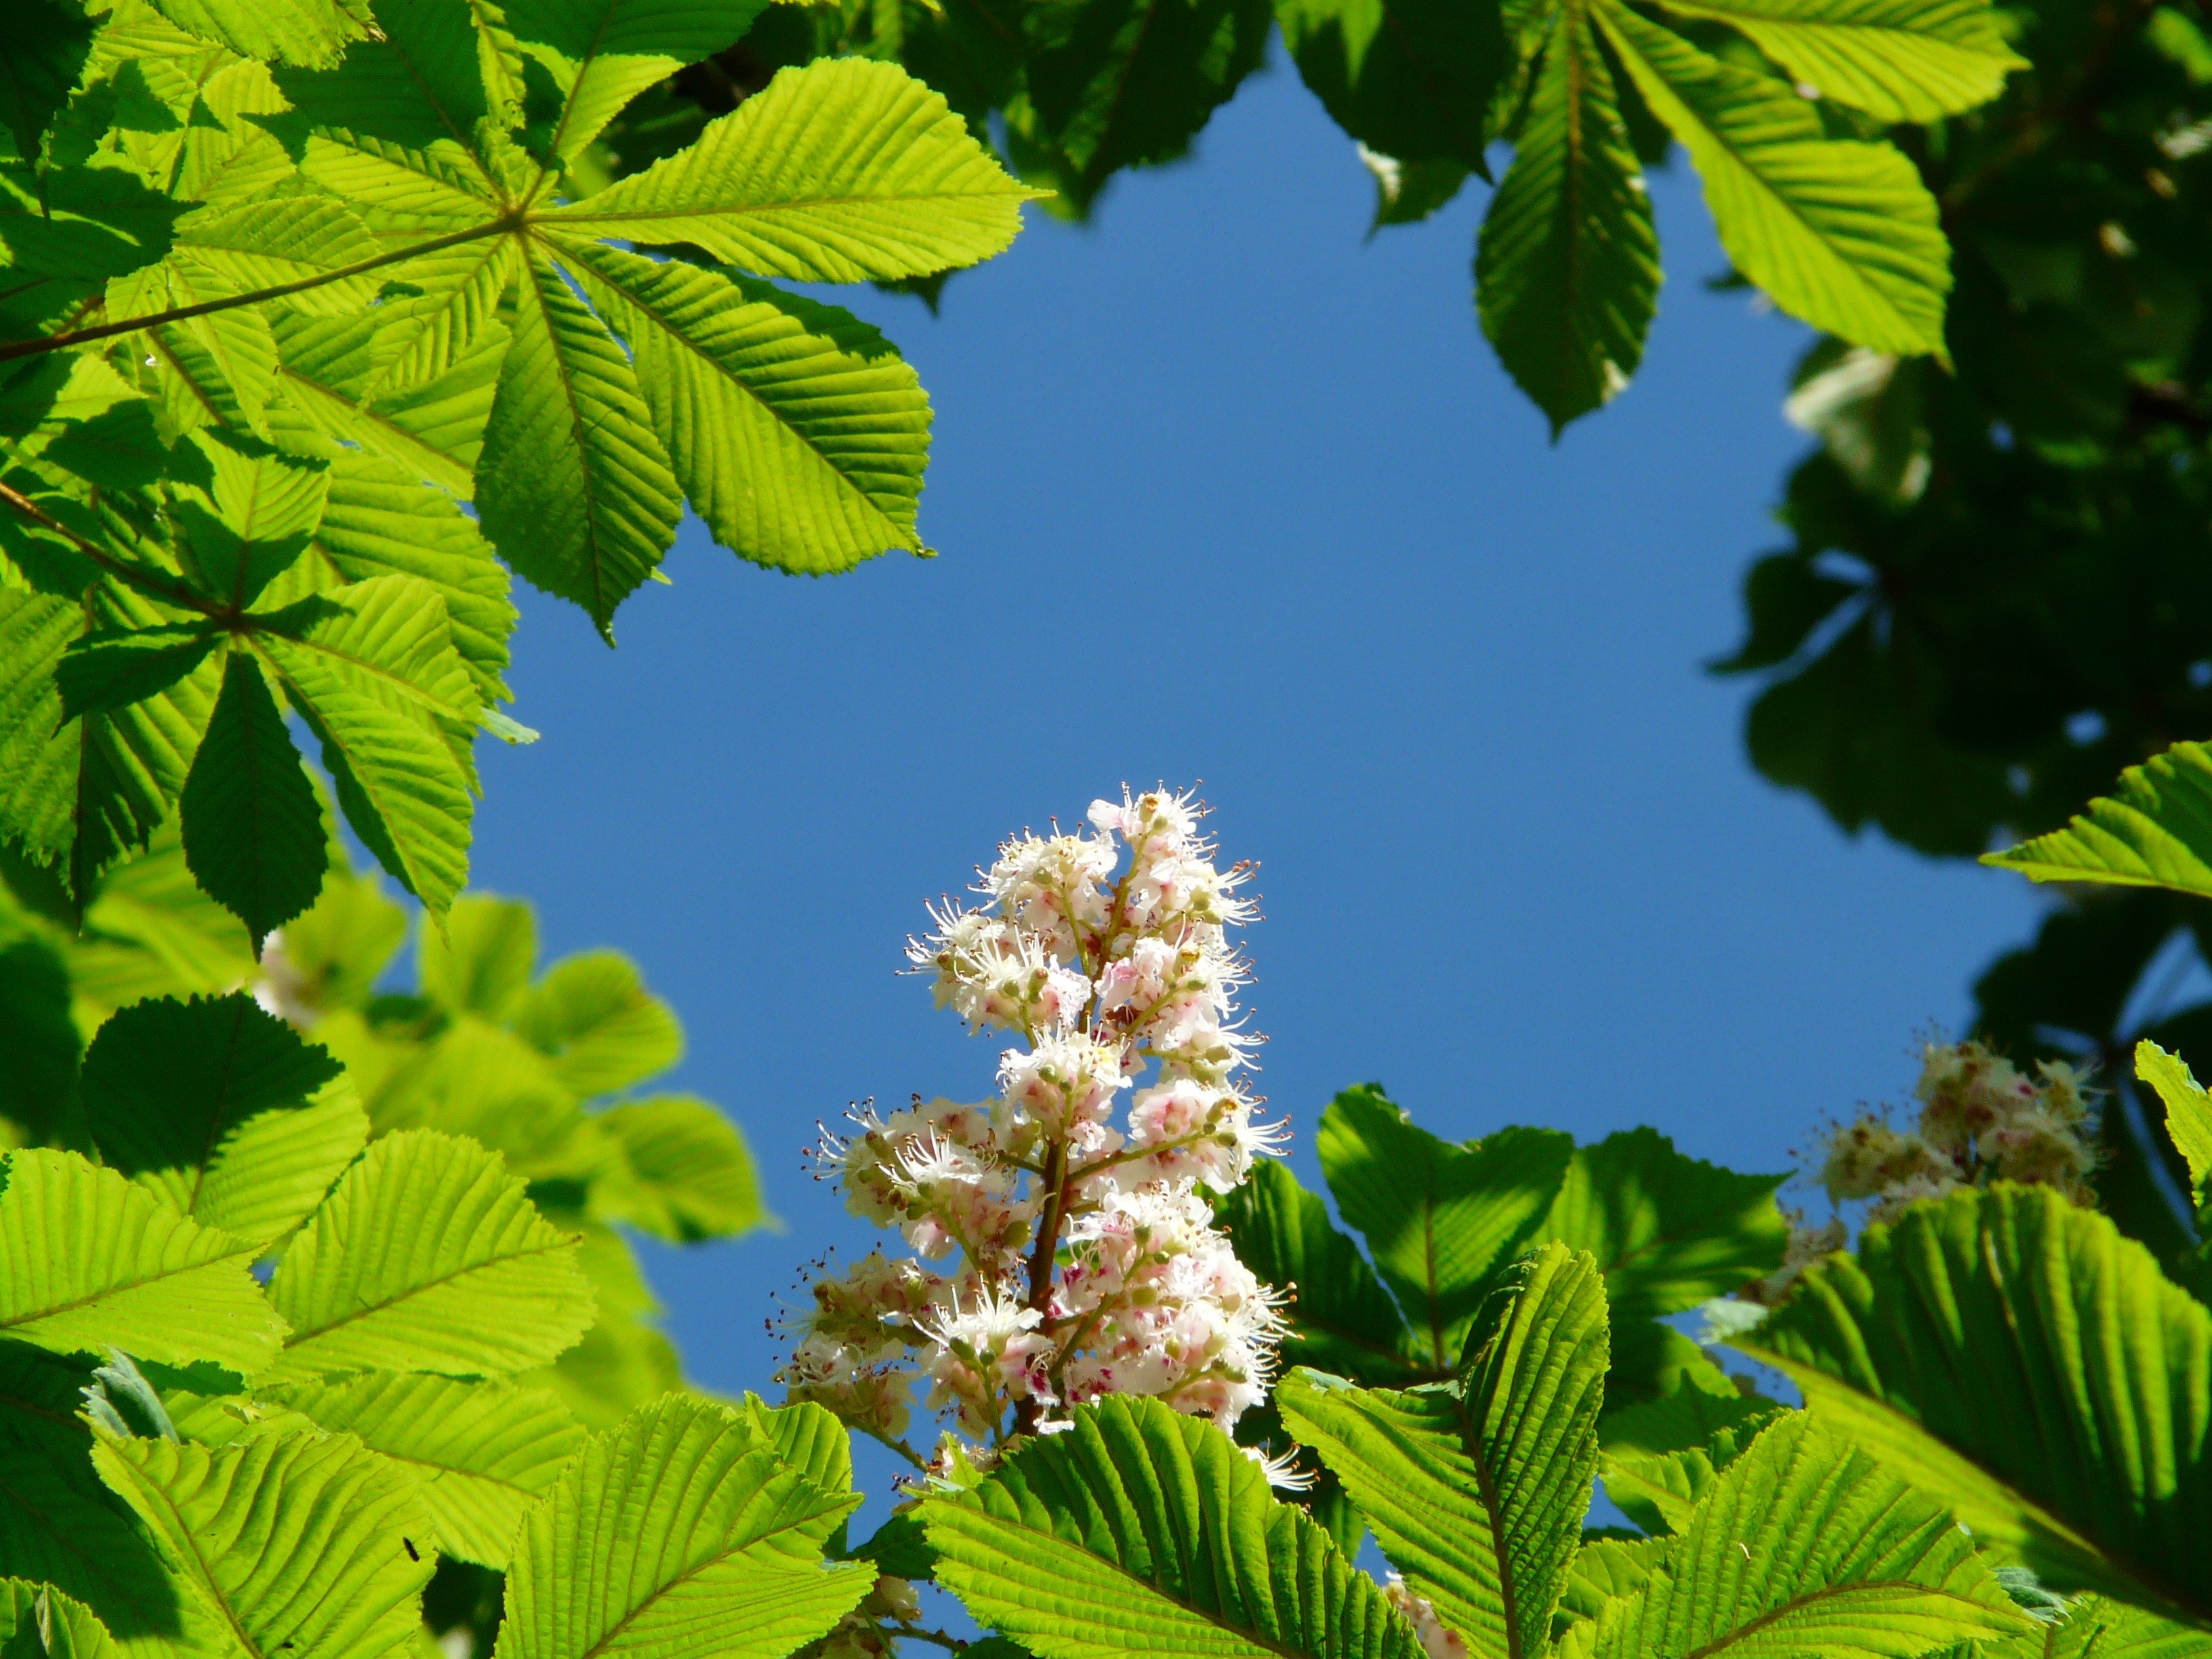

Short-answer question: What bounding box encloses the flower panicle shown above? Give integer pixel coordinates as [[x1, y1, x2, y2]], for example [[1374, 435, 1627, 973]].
[[1754, 1038, 2104, 1303], [779, 789, 1290, 1458]]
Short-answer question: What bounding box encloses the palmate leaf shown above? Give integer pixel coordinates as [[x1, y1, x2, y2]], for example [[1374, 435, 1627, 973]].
[[1739, 1184, 2212, 1626], [1534, 1128, 1789, 1324], [475, 241, 681, 635], [143, 0, 368, 69], [270, 296, 508, 495], [504, 0, 769, 163], [1652, 0, 2022, 123], [1276, 1243, 1610, 1659], [0, 1149, 285, 1376], [167, 428, 330, 611], [511, 946, 680, 1095], [545, 57, 1042, 281], [1274, 0, 1503, 169], [266, 1128, 596, 1380], [166, 194, 385, 319], [55, 628, 224, 722], [352, 1016, 587, 1174], [586, 1097, 766, 1243], [251, 441, 517, 708], [1586, 1412, 2035, 1659], [178, 653, 329, 943], [558, 242, 935, 575], [508, 0, 769, 162], [1011, 0, 1274, 211], [1315, 1086, 1574, 1370], [91, 1426, 434, 1659], [256, 576, 477, 918], [56, 830, 260, 1026], [80, 991, 367, 1246], [0, 585, 221, 903], [251, 1372, 584, 1570], [419, 893, 539, 1019], [1985, 741, 2212, 902], [496, 1394, 869, 1659], [1593, 0, 1949, 357], [924, 1394, 1422, 1659], [1476, 0, 1661, 433], [1596, 1380, 1781, 1534]]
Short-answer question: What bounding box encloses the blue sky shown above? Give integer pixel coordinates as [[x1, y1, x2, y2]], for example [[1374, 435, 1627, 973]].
[[467, 49, 2046, 1424]]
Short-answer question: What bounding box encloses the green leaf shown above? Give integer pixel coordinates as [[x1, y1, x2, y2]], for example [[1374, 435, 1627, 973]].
[[265, 862, 409, 1015], [257, 1372, 583, 1570], [0, 1148, 284, 1376], [1975, 1597, 2212, 1659], [0, 937, 80, 1146], [1534, 1127, 1789, 1322], [271, 293, 508, 499], [1277, 1243, 1609, 1659], [1985, 742, 2212, 902], [532, 1308, 683, 1432], [0, 161, 181, 281], [0, 1580, 122, 1659], [143, 0, 367, 66], [266, 1128, 596, 1380], [1557, 1536, 1663, 1627], [306, 452, 516, 706], [361, 1017, 588, 1174], [1476, 0, 1661, 432], [168, 194, 384, 317], [170, 429, 331, 610], [1275, 0, 1504, 167], [108, 262, 283, 437], [557, 242, 935, 574], [1593, 0, 1949, 356], [924, 1393, 1423, 1659], [1012, 0, 1273, 211], [1740, 1184, 2212, 1624], [91, 1425, 434, 1659], [270, 0, 515, 157], [588, 1097, 766, 1243], [2135, 1040, 2212, 1202], [0, 588, 220, 903], [504, 0, 769, 163], [1215, 1157, 1422, 1382], [1652, 0, 2024, 121], [1315, 1086, 1574, 1369], [257, 576, 477, 919], [545, 58, 1041, 282], [179, 654, 329, 944], [1585, 1412, 2036, 1659], [511, 947, 679, 1094], [1597, 1381, 1782, 1534], [476, 243, 681, 636], [420, 894, 539, 1021], [79, 991, 367, 1247], [0, 1, 98, 160], [55, 628, 223, 722], [495, 1393, 870, 1659], [0, 1342, 207, 1659]]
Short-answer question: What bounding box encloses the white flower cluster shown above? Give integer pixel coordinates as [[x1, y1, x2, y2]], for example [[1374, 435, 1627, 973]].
[[778, 790, 1289, 1454]]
